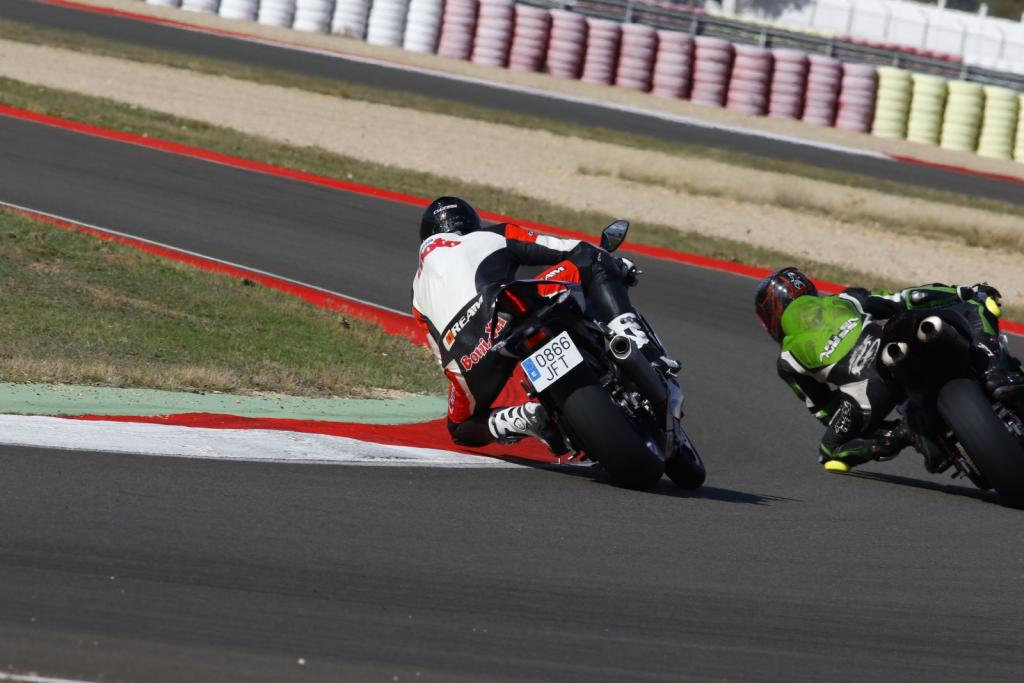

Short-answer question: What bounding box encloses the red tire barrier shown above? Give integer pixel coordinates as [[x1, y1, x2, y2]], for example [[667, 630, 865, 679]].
[[802, 53, 841, 127], [835, 62, 877, 133], [727, 44, 771, 116], [768, 48, 807, 120], [546, 9, 587, 79], [471, 0, 514, 67], [581, 17, 620, 85], [615, 22, 656, 92], [437, 0, 478, 61], [691, 36, 733, 107], [508, 3, 550, 73]]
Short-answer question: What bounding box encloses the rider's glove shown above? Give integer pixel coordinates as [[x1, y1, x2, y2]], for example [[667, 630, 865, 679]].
[[971, 282, 1002, 303], [616, 257, 641, 286]]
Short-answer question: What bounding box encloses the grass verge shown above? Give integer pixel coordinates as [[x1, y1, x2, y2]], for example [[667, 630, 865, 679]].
[[3, 18, 1023, 219], [0, 207, 445, 397]]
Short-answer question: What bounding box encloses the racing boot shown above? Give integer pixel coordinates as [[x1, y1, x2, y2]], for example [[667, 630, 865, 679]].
[[607, 312, 680, 377], [820, 424, 911, 473], [488, 403, 568, 455]]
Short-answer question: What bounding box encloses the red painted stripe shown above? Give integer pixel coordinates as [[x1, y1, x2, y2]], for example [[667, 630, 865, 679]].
[[888, 154, 1024, 189], [8, 205, 425, 343], [67, 412, 558, 464], [2, 104, 1020, 335]]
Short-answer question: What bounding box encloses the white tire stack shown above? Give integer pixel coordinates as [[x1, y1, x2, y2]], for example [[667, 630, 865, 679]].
[[690, 36, 733, 107], [293, 0, 335, 32], [580, 18, 620, 86], [366, 0, 410, 46], [508, 3, 550, 73], [904, 73, 946, 145], [332, 0, 372, 38], [834, 63, 876, 133], [1016, 95, 1024, 162], [258, 0, 296, 27], [147, 0, 183, 7], [437, 0, 478, 60], [615, 23, 656, 92], [801, 54, 841, 126], [651, 30, 693, 99], [403, 0, 444, 54], [940, 80, 984, 153], [218, 0, 257, 20], [546, 10, 587, 79], [767, 49, 807, 120], [472, 0, 515, 67], [726, 44, 771, 116], [181, 0, 219, 12], [870, 66, 912, 140], [976, 86, 1020, 160]]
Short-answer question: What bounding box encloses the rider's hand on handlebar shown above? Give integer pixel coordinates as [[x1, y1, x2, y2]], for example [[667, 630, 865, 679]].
[[971, 282, 1002, 303]]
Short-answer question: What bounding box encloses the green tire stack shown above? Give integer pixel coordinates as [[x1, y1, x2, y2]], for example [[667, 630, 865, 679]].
[[1017, 95, 1024, 163], [940, 80, 984, 153], [906, 73, 947, 146], [871, 66, 912, 139], [977, 86, 1020, 160]]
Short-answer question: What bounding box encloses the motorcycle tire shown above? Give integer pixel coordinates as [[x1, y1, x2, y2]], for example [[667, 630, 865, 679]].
[[664, 430, 706, 490], [560, 383, 665, 490], [936, 378, 1024, 505]]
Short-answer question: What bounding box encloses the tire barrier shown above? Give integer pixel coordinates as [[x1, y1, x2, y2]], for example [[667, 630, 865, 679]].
[[726, 44, 771, 116], [581, 18, 620, 86], [768, 48, 807, 120], [138, 1, 1024, 162], [507, 4, 549, 73], [403, 0, 443, 54], [331, 0, 371, 38], [219, 0, 257, 20], [181, 0, 219, 12], [940, 80, 984, 153], [292, 0, 334, 32], [834, 63, 875, 133], [615, 22, 656, 92], [802, 54, 841, 126], [905, 73, 946, 145], [650, 30, 693, 99], [977, 86, 1020, 160], [366, 0, 409, 46], [436, 0, 477, 60], [870, 66, 912, 140], [546, 9, 587, 80], [690, 36, 733, 107], [472, 0, 515, 68]]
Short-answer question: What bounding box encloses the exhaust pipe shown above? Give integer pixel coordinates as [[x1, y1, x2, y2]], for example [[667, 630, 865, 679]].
[[917, 316, 943, 343], [608, 335, 668, 417], [880, 342, 909, 367]]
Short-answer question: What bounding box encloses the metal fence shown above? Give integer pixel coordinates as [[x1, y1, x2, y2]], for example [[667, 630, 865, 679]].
[[521, 0, 1024, 91]]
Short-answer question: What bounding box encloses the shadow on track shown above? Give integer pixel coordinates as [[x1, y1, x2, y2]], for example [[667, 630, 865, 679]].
[[844, 470, 997, 504]]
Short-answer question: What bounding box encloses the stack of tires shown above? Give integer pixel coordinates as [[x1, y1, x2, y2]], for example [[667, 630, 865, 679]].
[[802, 54, 842, 126], [148, 0, 183, 6], [218, 0, 256, 19], [615, 23, 656, 92], [941, 80, 984, 153], [726, 44, 771, 116], [690, 36, 733, 107], [366, 0, 409, 46], [650, 30, 693, 99], [293, 0, 335, 32], [546, 9, 587, 79], [471, 0, 515, 67], [976, 86, 1020, 160], [331, 0, 372, 39], [871, 66, 912, 140], [904, 73, 946, 145], [507, 4, 550, 72], [182, 0, 219, 12], [768, 49, 807, 120], [580, 18, 620, 86], [437, 0, 478, 60], [403, 0, 444, 53], [834, 63, 876, 132]]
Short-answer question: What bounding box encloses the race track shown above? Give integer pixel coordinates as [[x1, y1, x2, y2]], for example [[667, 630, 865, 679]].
[[3, 101, 1024, 679]]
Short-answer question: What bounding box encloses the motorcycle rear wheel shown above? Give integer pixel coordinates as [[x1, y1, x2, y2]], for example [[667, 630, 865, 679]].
[[560, 384, 665, 490], [936, 378, 1024, 505]]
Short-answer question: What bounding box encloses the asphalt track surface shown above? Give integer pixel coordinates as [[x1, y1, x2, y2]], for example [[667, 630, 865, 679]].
[[6, 0, 1024, 207], [3, 118, 1024, 681]]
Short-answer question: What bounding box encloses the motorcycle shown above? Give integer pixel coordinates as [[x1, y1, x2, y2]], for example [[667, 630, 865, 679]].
[[879, 304, 1024, 504], [485, 220, 705, 491]]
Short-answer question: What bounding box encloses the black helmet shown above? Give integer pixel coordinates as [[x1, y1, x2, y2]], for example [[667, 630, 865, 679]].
[[755, 267, 818, 342], [420, 196, 481, 242]]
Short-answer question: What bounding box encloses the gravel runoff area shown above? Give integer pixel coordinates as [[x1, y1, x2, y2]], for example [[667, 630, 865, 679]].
[[2, 38, 1022, 302]]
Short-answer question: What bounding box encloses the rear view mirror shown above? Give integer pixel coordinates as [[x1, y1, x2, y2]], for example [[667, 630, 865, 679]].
[[600, 220, 629, 252]]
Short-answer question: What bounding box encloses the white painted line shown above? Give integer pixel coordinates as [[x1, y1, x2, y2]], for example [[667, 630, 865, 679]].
[[0, 674, 98, 683], [0, 415, 521, 468]]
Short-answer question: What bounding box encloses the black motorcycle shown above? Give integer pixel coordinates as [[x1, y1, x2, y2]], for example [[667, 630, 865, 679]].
[[485, 221, 705, 491], [879, 305, 1024, 504]]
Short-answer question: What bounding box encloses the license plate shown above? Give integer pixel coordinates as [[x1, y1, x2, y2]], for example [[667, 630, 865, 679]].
[[521, 331, 584, 393]]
